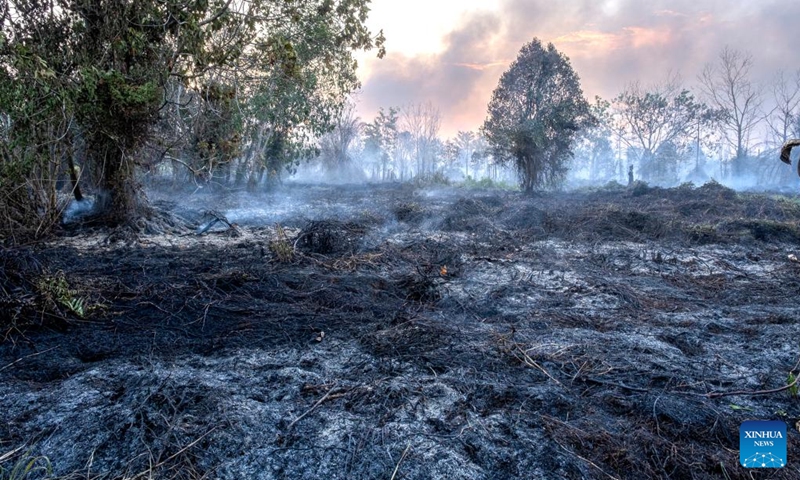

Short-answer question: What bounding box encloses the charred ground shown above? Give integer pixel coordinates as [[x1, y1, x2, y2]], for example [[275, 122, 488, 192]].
[[2, 181, 800, 479]]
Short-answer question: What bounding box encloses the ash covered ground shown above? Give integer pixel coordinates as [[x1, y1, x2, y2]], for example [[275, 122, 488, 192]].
[[3, 181, 800, 479]]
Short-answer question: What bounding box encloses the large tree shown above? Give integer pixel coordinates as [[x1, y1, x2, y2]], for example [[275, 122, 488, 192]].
[[0, 0, 384, 230], [482, 39, 593, 192], [699, 47, 762, 176]]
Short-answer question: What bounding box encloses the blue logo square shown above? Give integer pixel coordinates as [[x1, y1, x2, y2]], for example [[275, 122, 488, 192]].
[[740, 420, 786, 468]]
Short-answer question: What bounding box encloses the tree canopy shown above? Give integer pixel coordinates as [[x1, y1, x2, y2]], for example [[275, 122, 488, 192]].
[[0, 0, 384, 234], [481, 39, 593, 192]]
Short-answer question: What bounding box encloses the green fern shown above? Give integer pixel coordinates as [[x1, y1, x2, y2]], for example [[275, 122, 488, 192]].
[[37, 271, 88, 318]]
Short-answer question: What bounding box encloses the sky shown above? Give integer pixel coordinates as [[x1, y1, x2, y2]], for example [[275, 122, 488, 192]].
[[353, 0, 800, 138]]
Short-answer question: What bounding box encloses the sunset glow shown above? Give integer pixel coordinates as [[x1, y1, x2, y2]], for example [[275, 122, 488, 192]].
[[355, 0, 800, 137]]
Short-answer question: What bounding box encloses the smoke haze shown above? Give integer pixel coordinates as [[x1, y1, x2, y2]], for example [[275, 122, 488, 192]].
[[356, 0, 800, 137]]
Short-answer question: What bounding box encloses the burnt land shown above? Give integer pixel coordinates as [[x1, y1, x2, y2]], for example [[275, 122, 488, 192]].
[[3, 181, 800, 479]]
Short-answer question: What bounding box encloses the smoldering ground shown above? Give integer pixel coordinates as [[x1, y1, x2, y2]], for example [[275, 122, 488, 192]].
[[3, 181, 800, 479]]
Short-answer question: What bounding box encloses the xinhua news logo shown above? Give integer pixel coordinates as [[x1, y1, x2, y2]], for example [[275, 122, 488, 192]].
[[740, 420, 786, 468]]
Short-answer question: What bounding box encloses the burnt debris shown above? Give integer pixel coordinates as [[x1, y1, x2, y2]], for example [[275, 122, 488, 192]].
[[2, 182, 800, 479]]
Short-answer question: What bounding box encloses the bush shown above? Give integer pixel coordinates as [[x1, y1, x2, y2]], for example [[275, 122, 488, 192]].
[[461, 176, 518, 190], [412, 171, 450, 187]]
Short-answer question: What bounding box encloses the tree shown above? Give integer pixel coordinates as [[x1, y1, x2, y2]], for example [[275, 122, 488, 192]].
[[401, 102, 441, 177], [767, 69, 800, 147], [611, 79, 706, 184], [699, 47, 763, 176], [573, 96, 616, 183], [0, 1, 80, 240], [470, 135, 496, 180], [318, 104, 361, 174], [1, 0, 385, 229], [481, 39, 593, 192], [453, 131, 476, 179], [363, 107, 399, 181]]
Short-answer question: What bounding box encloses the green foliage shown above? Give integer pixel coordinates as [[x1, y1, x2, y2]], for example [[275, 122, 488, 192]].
[[240, 1, 385, 184], [76, 68, 161, 158], [788, 372, 798, 398], [0, 449, 53, 480], [412, 171, 450, 187], [482, 39, 593, 192], [1, 0, 385, 225], [37, 271, 88, 318], [0, 7, 74, 241], [460, 176, 518, 190], [269, 224, 294, 262], [613, 83, 710, 184], [364, 107, 400, 181]]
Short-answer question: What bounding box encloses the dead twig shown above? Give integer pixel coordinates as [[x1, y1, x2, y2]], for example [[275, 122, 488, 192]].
[[0, 346, 58, 373], [0, 446, 25, 463], [196, 211, 235, 235], [543, 416, 623, 480], [705, 374, 800, 399], [513, 343, 564, 387], [131, 426, 218, 479], [580, 376, 648, 393], [390, 443, 412, 480], [285, 382, 339, 432]]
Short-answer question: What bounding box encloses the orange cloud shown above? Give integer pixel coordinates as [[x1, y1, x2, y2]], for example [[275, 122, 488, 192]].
[[452, 61, 510, 71], [555, 25, 673, 55], [555, 30, 621, 53]]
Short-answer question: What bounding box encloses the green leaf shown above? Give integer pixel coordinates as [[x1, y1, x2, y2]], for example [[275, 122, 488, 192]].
[[788, 372, 798, 398]]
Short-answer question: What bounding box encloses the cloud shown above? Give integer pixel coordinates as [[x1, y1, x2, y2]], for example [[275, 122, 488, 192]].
[[356, 11, 506, 135], [356, 0, 800, 137]]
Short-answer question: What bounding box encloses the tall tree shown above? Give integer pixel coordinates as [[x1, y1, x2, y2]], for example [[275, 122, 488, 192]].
[[0, 0, 79, 239], [482, 39, 593, 192], [401, 102, 441, 177], [453, 131, 476, 179], [699, 47, 763, 176], [363, 107, 399, 181], [767, 69, 800, 147], [1, 0, 385, 228]]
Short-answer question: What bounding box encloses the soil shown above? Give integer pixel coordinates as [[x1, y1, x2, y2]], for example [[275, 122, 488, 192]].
[[3, 181, 800, 479]]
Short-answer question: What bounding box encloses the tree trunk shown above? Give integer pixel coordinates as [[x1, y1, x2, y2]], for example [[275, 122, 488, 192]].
[[92, 146, 149, 227], [67, 153, 84, 202]]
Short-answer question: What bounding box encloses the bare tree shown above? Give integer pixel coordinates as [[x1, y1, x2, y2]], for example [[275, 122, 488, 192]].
[[401, 102, 441, 176], [767, 69, 800, 146], [453, 131, 477, 179], [699, 47, 763, 175], [756, 70, 800, 184]]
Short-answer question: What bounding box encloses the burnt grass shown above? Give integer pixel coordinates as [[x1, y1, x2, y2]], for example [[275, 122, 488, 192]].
[[3, 181, 800, 479]]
